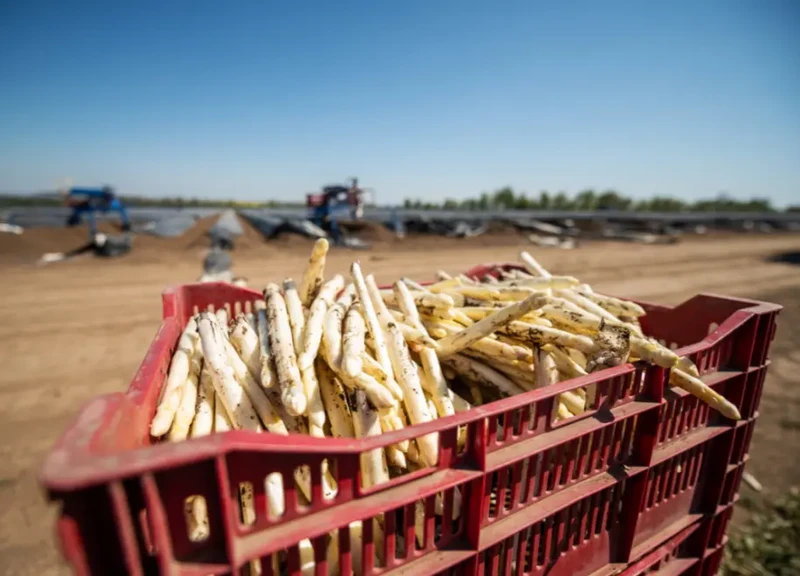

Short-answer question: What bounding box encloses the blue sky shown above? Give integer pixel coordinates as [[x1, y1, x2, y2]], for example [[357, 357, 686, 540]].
[[1, 1, 798, 206]]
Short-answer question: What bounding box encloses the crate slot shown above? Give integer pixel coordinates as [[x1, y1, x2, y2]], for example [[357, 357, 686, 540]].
[[249, 533, 328, 576], [657, 391, 709, 447], [729, 420, 756, 465], [720, 464, 744, 506], [238, 483, 256, 526], [643, 446, 703, 512], [707, 505, 733, 549], [480, 480, 626, 576]]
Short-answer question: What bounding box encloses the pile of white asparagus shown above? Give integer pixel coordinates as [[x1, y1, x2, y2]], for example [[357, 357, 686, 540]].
[[149, 239, 739, 569]]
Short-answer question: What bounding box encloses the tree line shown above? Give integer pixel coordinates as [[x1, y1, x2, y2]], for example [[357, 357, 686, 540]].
[[1, 188, 797, 212], [404, 188, 798, 213]]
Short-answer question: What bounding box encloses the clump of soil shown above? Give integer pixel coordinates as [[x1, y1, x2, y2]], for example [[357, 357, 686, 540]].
[[339, 221, 398, 243]]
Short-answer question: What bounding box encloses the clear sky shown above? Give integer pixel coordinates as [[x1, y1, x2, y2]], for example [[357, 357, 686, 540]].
[[1, 1, 798, 206]]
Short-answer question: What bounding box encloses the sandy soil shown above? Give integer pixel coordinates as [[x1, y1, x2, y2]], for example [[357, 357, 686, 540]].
[[0, 233, 798, 575]]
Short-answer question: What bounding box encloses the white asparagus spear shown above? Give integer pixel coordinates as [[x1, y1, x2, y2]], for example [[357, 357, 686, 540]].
[[167, 349, 202, 441], [451, 392, 473, 412], [541, 345, 588, 379], [519, 251, 551, 278], [436, 270, 452, 281], [220, 335, 289, 434], [542, 304, 679, 368], [360, 352, 390, 384], [350, 262, 395, 383], [350, 390, 390, 489], [380, 289, 455, 311], [556, 403, 574, 421], [299, 275, 346, 370], [228, 319, 303, 432], [229, 315, 261, 375], [189, 368, 215, 438], [436, 293, 549, 356], [501, 321, 599, 354], [671, 368, 741, 420], [342, 305, 366, 377], [353, 271, 407, 462], [555, 289, 639, 339], [150, 319, 198, 436], [239, 482, 256, 526], [559, 390, 586, 415], [320, 283, 356, 371], [264, 472, 286, 519], [283, 279, 306, 352], [214, 392, 233, 432], [568, 287, 696, 377], [367, 275, 433, 348], [282, 279, 327, 427], [394, 281, 455, 418], [301, 363, 325, 430], [384, 322, 439, 466], [458, 307, 552, 327], [298, 238, 329, 307], [254, 307, 275, 389], [444, 354, 527, 398], [265, 283, 308, 417], [579, 289, 646, 318], [386, 444, 408, 469], [340, 370, 397, 410], [388, 312, 440, 349], [197, 313, 262, 431], [534, 348, 559, 389], [184, 496, 210, 542], [317, 360, 355, 438]]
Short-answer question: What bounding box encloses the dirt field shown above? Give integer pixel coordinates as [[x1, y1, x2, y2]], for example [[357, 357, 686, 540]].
[[0, 233, 798, 575]]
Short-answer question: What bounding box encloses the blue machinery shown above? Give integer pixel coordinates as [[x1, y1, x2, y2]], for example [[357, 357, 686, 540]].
[[307, 178, 367, 244], [64, 186, 131, 236]]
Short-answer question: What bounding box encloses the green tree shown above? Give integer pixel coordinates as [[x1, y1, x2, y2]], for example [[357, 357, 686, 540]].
[[538, 191, 551, 210], [492, 187, 516, 209], [596, 189, 632, 211], [513, 193, 531, 209], [575, 189, 597, 210], [552, 191, 571, 209]]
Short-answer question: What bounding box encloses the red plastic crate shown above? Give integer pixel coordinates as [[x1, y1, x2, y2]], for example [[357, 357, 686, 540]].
[[619, 520, 705, 575], [614, 497, 739, 576], [40, 264, 780, 575]]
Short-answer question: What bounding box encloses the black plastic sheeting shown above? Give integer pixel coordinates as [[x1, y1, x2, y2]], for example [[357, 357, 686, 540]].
[[240, 211, 327, 240], [239, 212, 284, 238], [138, 213, 199, 237], [403, 216, 488, 238], [96, 235, 133, 257], [210, 209, 244, 236]]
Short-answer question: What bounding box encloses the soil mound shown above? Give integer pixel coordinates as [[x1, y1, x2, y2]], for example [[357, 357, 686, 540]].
[[340, 221, 398, 243]]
